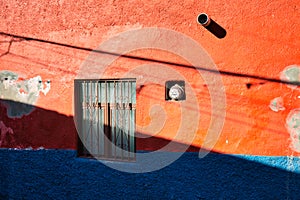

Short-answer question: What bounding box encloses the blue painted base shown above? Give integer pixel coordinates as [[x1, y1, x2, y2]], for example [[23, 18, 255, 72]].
[[1, 149, 300, 199]]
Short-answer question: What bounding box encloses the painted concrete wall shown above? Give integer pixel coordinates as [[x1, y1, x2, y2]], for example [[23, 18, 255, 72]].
[[0, 0, 300, 155], [1, 0, 300, 198], [1, 149, 300, 199]]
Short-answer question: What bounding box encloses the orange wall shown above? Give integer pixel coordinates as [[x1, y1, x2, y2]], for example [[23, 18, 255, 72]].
[[0, 0, 300, 156]]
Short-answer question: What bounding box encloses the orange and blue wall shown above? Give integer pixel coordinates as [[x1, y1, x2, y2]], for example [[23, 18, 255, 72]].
[[1, 0, 300, 198]]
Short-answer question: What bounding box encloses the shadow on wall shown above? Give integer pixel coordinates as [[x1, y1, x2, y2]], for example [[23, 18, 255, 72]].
[[0, 99, 200, 151], [1, 31, 300, 87], [1, 149, 300, 199], [0, 99, 77, 149], [1, 100, 300, 199]]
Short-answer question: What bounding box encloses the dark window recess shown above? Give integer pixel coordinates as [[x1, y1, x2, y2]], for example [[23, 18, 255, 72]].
[[74, 79, 136, 161], [165, 80, 186, 101]]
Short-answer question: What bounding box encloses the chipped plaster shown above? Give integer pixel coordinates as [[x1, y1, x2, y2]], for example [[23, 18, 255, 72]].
[[269, 97, 285, 112], [280, 65, 300, 89], [0, 70, 51, 118], [286, 109, 300, 152]]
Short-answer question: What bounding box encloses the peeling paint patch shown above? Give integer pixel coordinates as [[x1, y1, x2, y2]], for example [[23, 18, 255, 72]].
[[269, 97, 285, 112], [0, 70, 51, 118], [0, 121, 15, 147], [286, 109, 300, 152], [280, 65, 300, 89]]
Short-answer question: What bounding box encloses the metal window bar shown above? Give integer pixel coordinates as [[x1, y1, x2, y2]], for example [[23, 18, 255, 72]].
[[75, 79, 136, 161]]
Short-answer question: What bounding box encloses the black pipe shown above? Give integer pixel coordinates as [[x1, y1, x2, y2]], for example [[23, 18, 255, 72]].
[[197, 13, 227, 39]]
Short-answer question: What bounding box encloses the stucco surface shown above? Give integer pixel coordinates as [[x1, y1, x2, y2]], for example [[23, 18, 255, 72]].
[[1, 149, 300, 199], [1, 0, 300, 155]]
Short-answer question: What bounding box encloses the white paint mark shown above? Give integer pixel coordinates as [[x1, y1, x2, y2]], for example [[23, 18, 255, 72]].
[[0, 70, 51, 118], [41, 80, 51, 95], [269, 97, 285, 112], [226, 139, 228, 144], [286, 109, 300, 152], [280, 65, 300, 89], [0, 71, 51, 102], [24, 146, 33, 150]]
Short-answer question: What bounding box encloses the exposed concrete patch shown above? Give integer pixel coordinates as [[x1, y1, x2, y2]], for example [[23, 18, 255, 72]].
[[269, 97, 285, 112], [280, 65, 300, 89], [286, 109, 300, 152], [0, 70, 51, 118]]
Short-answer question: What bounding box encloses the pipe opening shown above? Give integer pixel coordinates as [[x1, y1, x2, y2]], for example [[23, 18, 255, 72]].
[[197, 13, 211, 26]]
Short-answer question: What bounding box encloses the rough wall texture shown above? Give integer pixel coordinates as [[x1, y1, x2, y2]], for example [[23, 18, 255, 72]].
[[1, 1, 300, 198], [1, 149, 300, 199], [1, 0, 300, 155]]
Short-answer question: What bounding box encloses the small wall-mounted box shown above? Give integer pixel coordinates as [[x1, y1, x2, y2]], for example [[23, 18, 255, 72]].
[[165, 80, 186, 101]]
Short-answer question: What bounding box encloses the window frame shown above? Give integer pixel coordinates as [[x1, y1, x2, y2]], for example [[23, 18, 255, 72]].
[[74, 78, 136, 162]]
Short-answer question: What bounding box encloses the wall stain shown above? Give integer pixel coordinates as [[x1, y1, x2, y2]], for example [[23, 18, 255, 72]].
[[0, 70, 51, 118], [275, 65, 300, 152], [280, 65, 300, 89], [286, 109, 300, 153], [269, 97, 285, 112], [0, 120, 15, 147]]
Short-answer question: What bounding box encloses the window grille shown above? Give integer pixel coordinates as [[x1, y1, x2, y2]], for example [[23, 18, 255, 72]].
[[74, 79, 136, 161]]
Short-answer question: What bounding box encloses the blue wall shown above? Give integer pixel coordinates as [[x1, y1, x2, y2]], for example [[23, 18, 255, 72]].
[[1, 149, 300, 199]]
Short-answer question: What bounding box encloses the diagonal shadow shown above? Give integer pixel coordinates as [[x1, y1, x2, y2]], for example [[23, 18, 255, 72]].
[[0, 31, 299, 86], [1, 100, 300, 199]]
